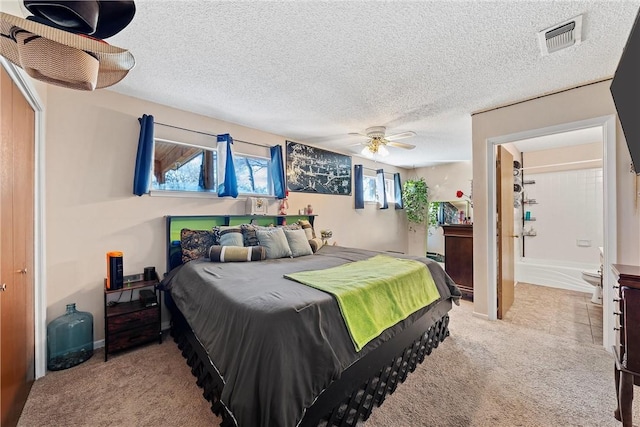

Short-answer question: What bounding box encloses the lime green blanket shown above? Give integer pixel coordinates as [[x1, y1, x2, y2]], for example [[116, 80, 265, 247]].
[[284, 254, 440, 351]]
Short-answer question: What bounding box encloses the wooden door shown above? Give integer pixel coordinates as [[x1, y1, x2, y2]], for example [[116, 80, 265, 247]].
[[497, 146, 515, 319], [1, 66, 35, 427]]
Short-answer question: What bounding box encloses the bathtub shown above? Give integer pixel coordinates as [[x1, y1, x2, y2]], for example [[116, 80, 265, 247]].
[[515, 258, 599, 293]]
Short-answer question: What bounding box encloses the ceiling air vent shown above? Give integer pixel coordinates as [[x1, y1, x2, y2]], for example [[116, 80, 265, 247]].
[[537, 15, 583, 56]]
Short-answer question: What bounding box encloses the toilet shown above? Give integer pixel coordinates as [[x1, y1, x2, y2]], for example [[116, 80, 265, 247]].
[[582, 247, 603, 305], [581, 270, 602, 305]]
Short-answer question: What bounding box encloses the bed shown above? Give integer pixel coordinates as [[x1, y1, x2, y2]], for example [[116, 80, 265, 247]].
[[160, 215, 461, 427]]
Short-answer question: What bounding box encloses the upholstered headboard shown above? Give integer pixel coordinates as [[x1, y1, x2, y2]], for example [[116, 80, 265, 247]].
[[165, 214, 316, 272]]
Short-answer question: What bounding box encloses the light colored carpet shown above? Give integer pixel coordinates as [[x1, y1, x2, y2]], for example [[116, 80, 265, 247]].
[[19, 298, 637, 426]]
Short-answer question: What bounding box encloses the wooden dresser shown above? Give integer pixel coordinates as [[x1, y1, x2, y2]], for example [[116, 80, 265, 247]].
[[442, 224, 473, 299], [611, 263, 640, 426]]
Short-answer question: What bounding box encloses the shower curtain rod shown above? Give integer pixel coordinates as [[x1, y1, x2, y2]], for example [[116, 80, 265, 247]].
[[154, 121, 271, 149]]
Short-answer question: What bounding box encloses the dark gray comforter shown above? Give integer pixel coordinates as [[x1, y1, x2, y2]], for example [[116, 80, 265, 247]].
[[162, 245, 460, 427]]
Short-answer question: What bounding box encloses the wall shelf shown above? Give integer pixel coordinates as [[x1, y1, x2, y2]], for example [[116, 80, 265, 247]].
[[524, 218, 537, 221], [523, 199, 538, 204], [523, 180, 536, 185]]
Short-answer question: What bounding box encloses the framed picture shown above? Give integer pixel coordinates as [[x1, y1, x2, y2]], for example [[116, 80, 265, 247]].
[[286, 141, 352, 195]]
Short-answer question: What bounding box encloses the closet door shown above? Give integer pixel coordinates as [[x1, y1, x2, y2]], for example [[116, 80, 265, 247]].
[[1, 66, 35, 427]]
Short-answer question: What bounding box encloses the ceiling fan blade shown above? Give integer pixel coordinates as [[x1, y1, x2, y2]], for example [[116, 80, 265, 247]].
[[348, 132, 368, 138], [388, 141, 416, 150], [385, 131, 416, 141]]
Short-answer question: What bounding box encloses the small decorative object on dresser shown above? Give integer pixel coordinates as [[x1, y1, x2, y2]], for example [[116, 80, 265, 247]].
[[104, 271, 161, 361], [246, 197, 268, 215]]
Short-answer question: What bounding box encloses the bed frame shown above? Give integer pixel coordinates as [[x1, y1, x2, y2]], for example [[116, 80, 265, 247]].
[[163, 215, 452, 426]]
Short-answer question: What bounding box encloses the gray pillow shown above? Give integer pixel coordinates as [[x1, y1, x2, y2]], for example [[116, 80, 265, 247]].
[[256, 227, 292, 259], [284, 228, 313, 258]]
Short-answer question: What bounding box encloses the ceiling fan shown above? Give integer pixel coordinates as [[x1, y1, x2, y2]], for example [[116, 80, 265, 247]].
[[349, 126, 416, 158]]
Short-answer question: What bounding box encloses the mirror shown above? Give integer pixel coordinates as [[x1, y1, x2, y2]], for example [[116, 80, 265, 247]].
[[152, 139, 217, 193], [433, 200, 472, 225]]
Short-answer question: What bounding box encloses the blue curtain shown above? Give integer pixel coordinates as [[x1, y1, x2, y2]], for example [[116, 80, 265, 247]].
[[354, 165, 364, 209], [376, 169, 388, 209], [217, 134, 238, 198], [270, 145, 287, 199], [133, 114, 154, 196], [394, 173, 403, 209]]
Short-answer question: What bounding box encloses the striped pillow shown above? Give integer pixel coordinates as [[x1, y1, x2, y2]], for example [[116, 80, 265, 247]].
[[209, 245, 266, 262], [298, 219, 316, 240], [308, 237, 324, 253]]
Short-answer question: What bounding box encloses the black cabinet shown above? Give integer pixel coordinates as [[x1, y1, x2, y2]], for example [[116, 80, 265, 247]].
[[104, 277, 161, 361]]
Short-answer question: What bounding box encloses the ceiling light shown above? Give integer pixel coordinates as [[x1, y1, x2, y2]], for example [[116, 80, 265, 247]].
[[361, 146, 375, 158]]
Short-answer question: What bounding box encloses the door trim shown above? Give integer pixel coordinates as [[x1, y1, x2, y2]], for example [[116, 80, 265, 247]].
[[1, 57, 47, 378], [485, 115, 617, 352]]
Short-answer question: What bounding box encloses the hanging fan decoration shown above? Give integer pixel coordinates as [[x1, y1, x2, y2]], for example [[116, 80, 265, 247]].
[[349, 126, 416, 158]]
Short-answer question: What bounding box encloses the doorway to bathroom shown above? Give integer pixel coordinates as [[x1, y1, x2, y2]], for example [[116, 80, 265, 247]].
[[487, 115, 617, 351], [501, 127, 605, 345]]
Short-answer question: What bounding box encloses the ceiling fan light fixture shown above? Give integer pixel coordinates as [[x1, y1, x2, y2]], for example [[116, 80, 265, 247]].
[[378, 144, 389, 157], [361, 146, 375, 158]]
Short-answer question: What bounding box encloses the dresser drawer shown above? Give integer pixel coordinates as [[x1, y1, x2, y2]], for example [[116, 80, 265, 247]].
[[107, 307, 159, 334], [108, 323, 159, 353]]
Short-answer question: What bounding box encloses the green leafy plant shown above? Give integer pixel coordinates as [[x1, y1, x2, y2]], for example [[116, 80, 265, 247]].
[[402, 178, 430, 227], [428, 201, 441, 229]]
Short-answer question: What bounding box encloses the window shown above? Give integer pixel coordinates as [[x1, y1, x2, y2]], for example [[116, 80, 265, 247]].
[[152, 150, 217, 192], [151, 138, 275, 196], [234, 154, 272, 196], [363, 176, 377, 202], [362, 176, 395, 203]]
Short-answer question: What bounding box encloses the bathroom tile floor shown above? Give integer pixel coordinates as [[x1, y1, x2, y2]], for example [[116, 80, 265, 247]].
[[501, 282, 603, 346]]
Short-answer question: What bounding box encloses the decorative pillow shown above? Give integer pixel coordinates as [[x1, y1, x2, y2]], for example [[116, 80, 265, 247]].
[[216, 226, 244, 247], [181, 228, 217, 263], [308, 237, 324, 253], [281, 223, 301, 231], [298, 219, 316, 240], [209, 245, 266, 262], [240, 223, 273, 247], [283, 228, 313, 258], [256, 227, 292, 259]]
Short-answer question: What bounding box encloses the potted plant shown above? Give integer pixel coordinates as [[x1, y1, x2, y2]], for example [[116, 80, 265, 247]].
[[402, 178, 430, 229]]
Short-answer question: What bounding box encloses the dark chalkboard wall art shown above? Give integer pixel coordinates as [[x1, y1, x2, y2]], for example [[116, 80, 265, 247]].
[[286, 141, 352, 195]]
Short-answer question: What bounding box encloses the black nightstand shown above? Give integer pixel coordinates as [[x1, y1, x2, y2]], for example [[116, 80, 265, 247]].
[[103, 276, 161, 361]]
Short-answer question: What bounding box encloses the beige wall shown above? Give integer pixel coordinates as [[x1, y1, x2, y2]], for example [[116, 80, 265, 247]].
[[523, 142, 602, 174], [415, 161, 473, 203], [412, 161, 473, 255], [472, 80, 640, 317], [42, 86, 409, 340]]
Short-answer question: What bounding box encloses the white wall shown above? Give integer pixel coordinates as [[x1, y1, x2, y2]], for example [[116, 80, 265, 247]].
[[42, 86, 410, 340], [518, 142, 604, 263], [522, 168, 603, 264]]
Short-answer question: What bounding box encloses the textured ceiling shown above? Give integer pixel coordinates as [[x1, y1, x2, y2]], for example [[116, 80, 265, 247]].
[[102, 1, 640, 167]]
